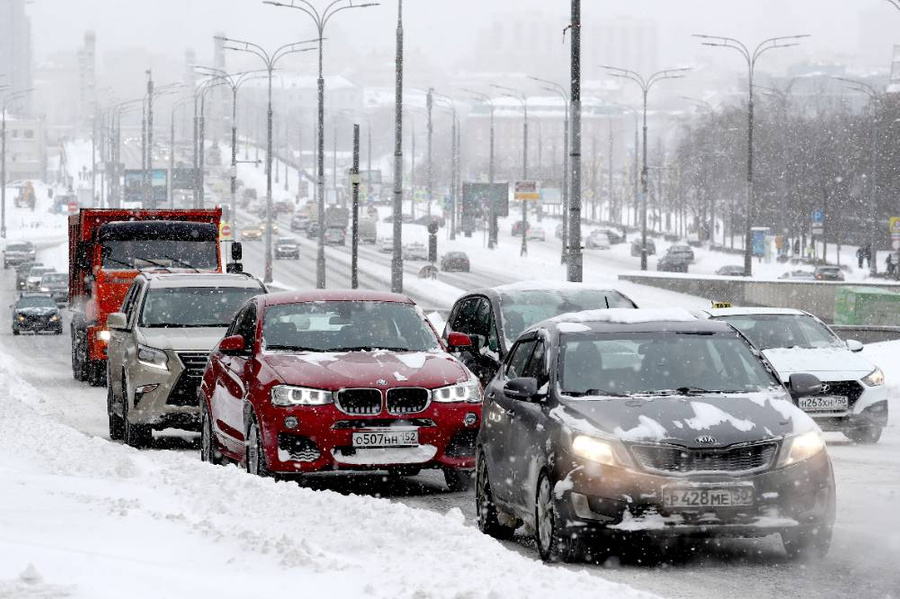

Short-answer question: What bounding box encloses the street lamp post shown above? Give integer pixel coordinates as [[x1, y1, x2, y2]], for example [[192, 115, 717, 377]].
[[216, 35, 316, 284], [836, 77, 881, 277], [432, 94, 458, 241], [569, 0, 583, 281], [693, 33, 808, 276], [601, 65, 689, 271], [1, 88, 33, 238], [461, 89, 497, 249], [529, 76, 569, 264], [263, 0, 380, 290], [492, 85, 529, 257]]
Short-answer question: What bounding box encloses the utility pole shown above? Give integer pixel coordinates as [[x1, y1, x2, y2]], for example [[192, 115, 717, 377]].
[[567, 0, 583, 281], [427, 88, 434, 219], [391, 0, 404, 293], [351, 124, 360, 288], [410, 118, 416, 221], [146, 71, 154, 208], [462, 88, 498, 249]]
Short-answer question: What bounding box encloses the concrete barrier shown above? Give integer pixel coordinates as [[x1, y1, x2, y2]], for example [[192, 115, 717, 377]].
[[617, 272, 900, 324]]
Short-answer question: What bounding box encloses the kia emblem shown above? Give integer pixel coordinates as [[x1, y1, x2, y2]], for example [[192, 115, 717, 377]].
[[695, 435, 717, 445]]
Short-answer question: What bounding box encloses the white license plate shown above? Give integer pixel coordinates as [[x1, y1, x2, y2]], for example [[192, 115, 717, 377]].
[[798, 395, 848, 412], [352, 429, 418, 448], [663, 486, 754, 508]]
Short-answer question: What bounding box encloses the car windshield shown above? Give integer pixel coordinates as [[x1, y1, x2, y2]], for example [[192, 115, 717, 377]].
[[28, 268, 52, 277], [101, 240, 219, 270], [7, 243, 30, 252], [42, 274, 67, 284], [262, 300, 440, 353], [139, 286, 262, 328], [16, 296, 57, 309], [718, 314, 844, 351], [559, 331, 778, 397], [499, 289, 636, 343]]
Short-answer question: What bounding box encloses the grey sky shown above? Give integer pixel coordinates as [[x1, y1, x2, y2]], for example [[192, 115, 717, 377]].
[[31, 0, 899, 75]]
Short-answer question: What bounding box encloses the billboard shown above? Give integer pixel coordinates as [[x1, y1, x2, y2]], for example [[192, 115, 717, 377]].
[[123, 170, 144, 205]]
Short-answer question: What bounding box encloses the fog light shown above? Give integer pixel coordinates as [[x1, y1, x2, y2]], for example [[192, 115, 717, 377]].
[[284, 416, 299, 429], [464, 412, 478, 427], [135, 384, 159, 395]]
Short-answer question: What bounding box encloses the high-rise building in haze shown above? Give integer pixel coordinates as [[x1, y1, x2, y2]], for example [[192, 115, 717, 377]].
[[78, 31, 97, 129], [0, 0, 33, 114]]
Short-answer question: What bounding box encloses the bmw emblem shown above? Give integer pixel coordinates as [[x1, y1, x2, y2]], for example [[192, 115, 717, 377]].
[[376, 379, 387, 386], [695, 435, 717, 445]]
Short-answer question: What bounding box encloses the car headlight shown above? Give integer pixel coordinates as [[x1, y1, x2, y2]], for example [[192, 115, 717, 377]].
[[432, 379, 483, 403], [50, 315, 59, 322], [862, 367, 884, 387], [777, 431, 826, 468], [17, 315, 25, 321], [271, 385, 333, 406], [571, 435, 619, 467], [40, 287, 49, 292], [97, 329, 111, 342], [137, 344, 169, 371]]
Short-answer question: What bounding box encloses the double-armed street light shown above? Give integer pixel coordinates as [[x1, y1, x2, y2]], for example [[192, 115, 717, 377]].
[[262, 0, 380, 290], [693, 33, 809, 277], [600, 65, 689, 271], [215, 35, 317, 284], [1, 88, 34, 238], [491, 84, 530, 257], [432, 92, 459, 242], [460, 88, 498, 249]]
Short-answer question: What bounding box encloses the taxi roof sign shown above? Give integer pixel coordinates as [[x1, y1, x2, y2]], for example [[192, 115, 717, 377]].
[[711, 301, 732, 309]]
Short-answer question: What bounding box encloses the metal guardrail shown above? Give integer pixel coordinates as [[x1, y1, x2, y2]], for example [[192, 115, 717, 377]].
[[830, 325, 900, 345]]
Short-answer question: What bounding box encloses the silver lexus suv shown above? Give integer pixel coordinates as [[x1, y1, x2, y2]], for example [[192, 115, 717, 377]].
[[106, 272, 266, 447]]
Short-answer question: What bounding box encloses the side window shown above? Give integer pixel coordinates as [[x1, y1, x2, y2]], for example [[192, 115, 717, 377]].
[[451, 297, 480, 335], [226, 306, 246, 337], [235, 304, 258, 351], [121, 283, 143, 326], [474, 298, 500, 353], [521, 340, 548, 385], [506, 339, 536, 379]]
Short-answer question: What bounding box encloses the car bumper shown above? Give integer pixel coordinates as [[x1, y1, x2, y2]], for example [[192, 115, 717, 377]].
[[806, 383, 888, 432], [256, 402, 482, 474], [275, 249, 300, 258], [127, 359, 202, 431], [13, 318, 62, 332], [552, 448, 835, 538]]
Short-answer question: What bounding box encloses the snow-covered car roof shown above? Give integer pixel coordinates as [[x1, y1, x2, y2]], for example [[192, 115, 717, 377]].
[[491, 280, 624, 293], [140, 272, 266, 290], [702, 307, 810, 318]]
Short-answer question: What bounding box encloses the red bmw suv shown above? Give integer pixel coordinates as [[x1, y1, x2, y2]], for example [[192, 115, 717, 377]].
[[199, 291, 482, 490]]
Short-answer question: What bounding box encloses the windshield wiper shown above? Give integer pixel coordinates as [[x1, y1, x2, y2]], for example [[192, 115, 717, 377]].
[[135, 257, 171, 270], [104, 257, 135, 269], [330, 346, 411, 352], [163, 255, 199, 272], [673, 386, 728, 396], [266, 344, 320, 352], [564, 388, 628, 398]]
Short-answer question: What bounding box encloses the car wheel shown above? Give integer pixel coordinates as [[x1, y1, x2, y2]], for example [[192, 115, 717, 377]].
[[845, 424, 883, 444], [107, 372, 124, 441], [535, 471, 583, 563], [475, 450, 517, 539], [443, 467, 475, 492], [200, 401, 223, 465], [88, 360, 107, 387], [12, 328, 19, 336], [123, 386, 152, 449], [781, 522, 833, 560], [246, 415, 274, 478]]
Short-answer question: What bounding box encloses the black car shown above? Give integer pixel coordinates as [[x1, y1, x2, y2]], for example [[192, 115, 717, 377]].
[[814, 266, 845, 281], [12, 293, 63, 335], [4, 241, 36, 269], [657, 252, 690, 273], [306, 221, 321, 239], [668, 244, 695, 262], [440, 251, 470, 272], [274, 236, 301, 260], [475, 310, 835, 563], [443, 283, 638, 387], [630, 238, 656, 257], [716, 265, 747, 277]]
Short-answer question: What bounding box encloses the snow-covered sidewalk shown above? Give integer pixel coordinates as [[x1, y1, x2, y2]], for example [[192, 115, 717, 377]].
[[0, 344, 657, 599]]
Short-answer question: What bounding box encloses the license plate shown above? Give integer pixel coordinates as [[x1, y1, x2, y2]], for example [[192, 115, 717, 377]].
[[352, 429, 418, 448], [798, 395, 848, 412], [663, 486, 754, 508]]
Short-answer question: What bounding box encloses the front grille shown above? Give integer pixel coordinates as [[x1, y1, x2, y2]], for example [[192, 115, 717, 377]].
[[332, 418, 435, 430], [816, 380, 864, 409], [167, 373, 200, 407], [336, 388, 383, 416], [278, 433, 321, 462], [631, 442, 777, 475], [446, 430, 478, 458], [386, 387, 430, 415], [177, 352, 210, 378]]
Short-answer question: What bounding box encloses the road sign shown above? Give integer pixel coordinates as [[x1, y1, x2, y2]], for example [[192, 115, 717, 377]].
[[68, 200, 78, 215], [811, 223, 824, 237], [583, 189, 595, 200], [890, 217, 900, 234], [812, 210, 825, 224], [220, 224, 232, 240], [514, 181, 540, 201]]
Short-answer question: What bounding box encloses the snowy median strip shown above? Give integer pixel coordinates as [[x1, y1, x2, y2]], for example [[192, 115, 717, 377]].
[[0, 346, 659, 599]]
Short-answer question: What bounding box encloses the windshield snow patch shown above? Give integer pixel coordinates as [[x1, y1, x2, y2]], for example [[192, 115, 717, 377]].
[[614, 415, 668, 442], [684, 401, 755, 432]]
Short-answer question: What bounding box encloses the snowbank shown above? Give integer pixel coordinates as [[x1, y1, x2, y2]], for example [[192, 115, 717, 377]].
[[0, 346, 657, 599]]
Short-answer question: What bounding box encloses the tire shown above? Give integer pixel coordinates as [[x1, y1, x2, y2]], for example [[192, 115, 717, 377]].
[[781, 523, 833, 560], [845, 424, 883, 444], [12, 328, 19, 336], [200, 401, 223, 465], [535, 471, 584, 563], [88, 360, 107, 387], [475, 451, 517, 539], [72, 328, 88, 382], [107, 373, 124, 441], [245, 415, 274, 478], [123, 387, 152, 449], [443, 467, 475, 492]]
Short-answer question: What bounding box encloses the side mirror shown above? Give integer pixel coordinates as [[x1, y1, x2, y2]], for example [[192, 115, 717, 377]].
[[504, 377, 540, 401], [846, 339, 864, 353], [226, 262, 244, 274], [447, 331, 472, 350], [218, 334, 246, 355], [789, 373, 823, 398], [107, 312, 128, 331], [231, 242, 243, 262]]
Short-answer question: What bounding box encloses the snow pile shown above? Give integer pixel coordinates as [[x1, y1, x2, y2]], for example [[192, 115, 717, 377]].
[[0, 347, 658, 599]]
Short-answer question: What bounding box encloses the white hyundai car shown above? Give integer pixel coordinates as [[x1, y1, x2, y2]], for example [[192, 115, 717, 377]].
[[704, 307, 888, 443]]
